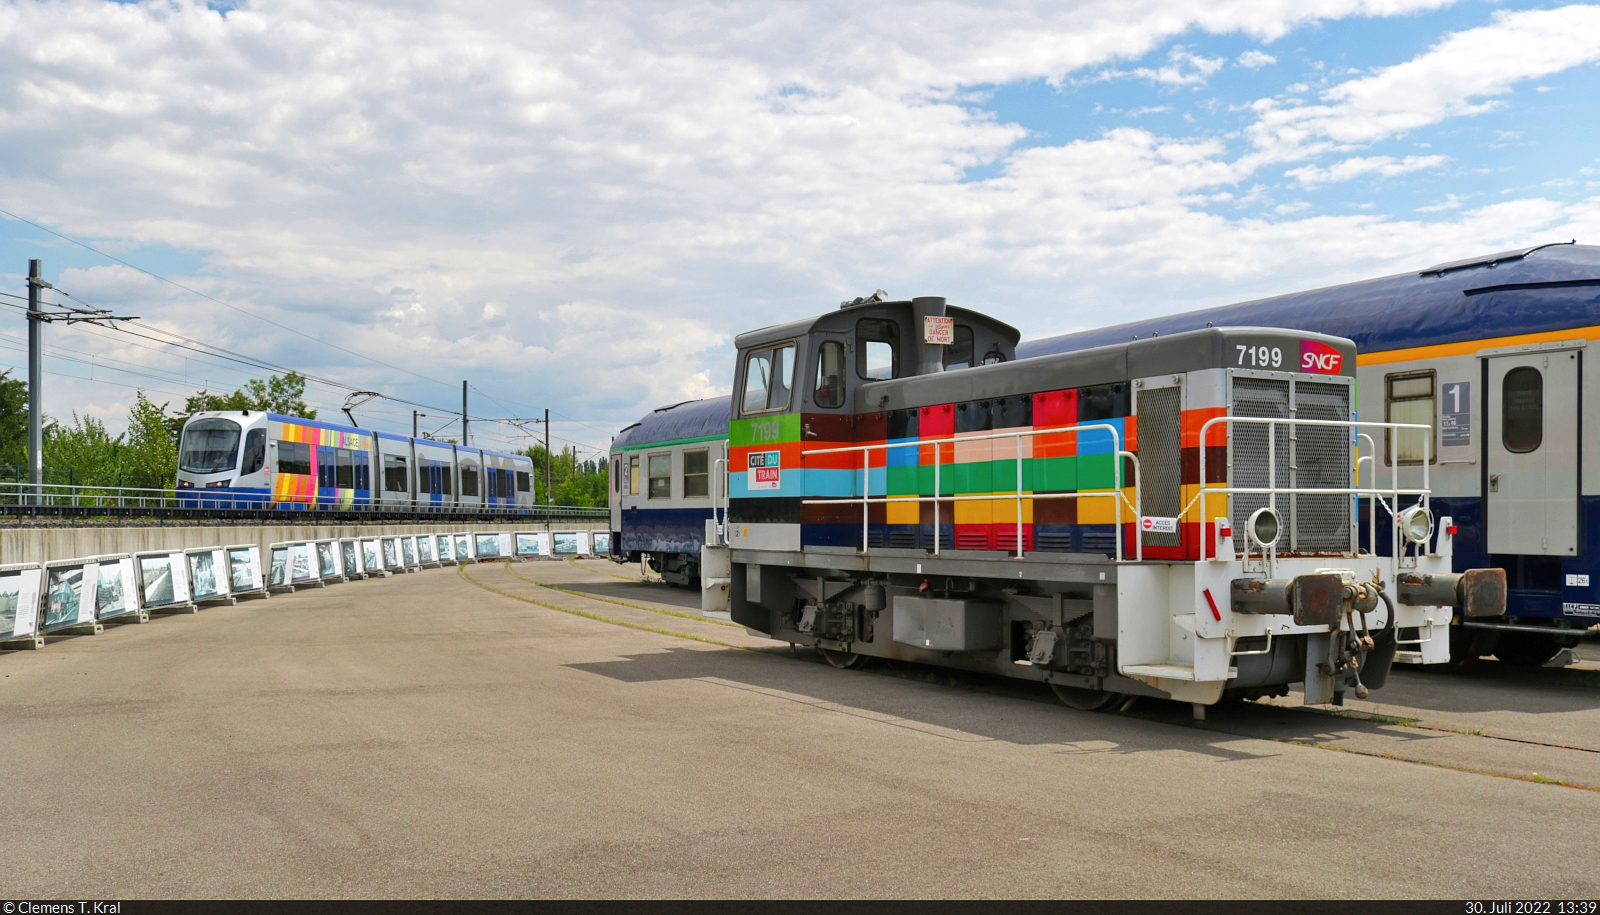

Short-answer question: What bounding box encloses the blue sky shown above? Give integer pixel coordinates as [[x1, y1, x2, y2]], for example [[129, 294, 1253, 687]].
[[1, 0, 1598, 449]]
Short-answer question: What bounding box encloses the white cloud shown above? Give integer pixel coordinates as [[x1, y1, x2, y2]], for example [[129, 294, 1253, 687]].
[[5, 0, 1595, 443], [1097, 47, 1226, 87], [1285, 154, 1450, 186], [1417, 194, 1464, 212], [1236, 50, 1277, 68], [1248, 4, 1600, 161]]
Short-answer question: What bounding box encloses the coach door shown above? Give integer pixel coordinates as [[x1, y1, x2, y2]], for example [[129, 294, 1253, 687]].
[[1485, 348, 1579, 556]]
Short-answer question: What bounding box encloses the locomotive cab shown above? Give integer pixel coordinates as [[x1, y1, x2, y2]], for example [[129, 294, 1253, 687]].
[[727, 294, 1020, 554]]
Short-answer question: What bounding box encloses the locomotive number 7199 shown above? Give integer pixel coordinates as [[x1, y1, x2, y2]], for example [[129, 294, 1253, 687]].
[[1236, 344, 1283, 368]]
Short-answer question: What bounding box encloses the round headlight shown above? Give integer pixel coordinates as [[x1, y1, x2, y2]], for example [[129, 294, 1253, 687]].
[[1399, 505, 1434, 544], [1248, 507, 1282, 549]]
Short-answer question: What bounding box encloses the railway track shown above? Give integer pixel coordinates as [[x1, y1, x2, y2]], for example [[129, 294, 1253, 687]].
[[461, 556, 1600, 793]]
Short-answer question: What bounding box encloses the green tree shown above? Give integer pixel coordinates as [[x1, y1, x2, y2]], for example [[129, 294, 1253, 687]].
[[521, 444, 609, 507], [183, 372, 315, 421], [43, 412, 123, 487], [0, 370, 27, 468], [122, 392, 179, 488]]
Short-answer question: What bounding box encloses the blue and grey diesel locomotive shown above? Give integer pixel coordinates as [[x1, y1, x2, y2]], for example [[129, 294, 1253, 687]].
[[612, 293, 1505, 709], [176, 410, 536, 511], [1018, 241, 1600, 667]]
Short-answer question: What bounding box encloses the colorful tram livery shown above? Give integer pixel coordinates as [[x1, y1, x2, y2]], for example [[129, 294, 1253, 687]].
[[1018, 241, 1600, 667], [613, 295, 1505, 709], [176, 411, 536, 511]]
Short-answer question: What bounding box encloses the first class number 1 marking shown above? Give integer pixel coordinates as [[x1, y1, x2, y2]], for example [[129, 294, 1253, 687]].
[[1236, 344, 1283, 368]]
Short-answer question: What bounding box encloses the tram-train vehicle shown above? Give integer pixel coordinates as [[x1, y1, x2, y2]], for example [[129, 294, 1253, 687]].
[[610, 294, 1506, 709], [1016, 241, 1600, 668], [175, 411, 536, 511]]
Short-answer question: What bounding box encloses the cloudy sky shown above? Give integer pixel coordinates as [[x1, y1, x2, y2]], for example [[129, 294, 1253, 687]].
[[2, 0, 1599, 455]]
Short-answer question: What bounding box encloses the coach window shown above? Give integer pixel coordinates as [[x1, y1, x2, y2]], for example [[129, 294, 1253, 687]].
[[1385, 371, 1436, 465], [741, 343, 796, 414], [857, 318, 899, 380], [517, 470, 531, 493], [629, 455, 640, 495], [461, 463, 479, 497], [612, 457, 620, 493], [814, 341, 846, 408], [683, 449, 710, 498], [648, 453, 672, 500], [336, 449, 354, 488], [1503, 366, 1543, 453], [384, 455, 408, 492], [943, 325, 975, 370], [277, 441, 311, 476]]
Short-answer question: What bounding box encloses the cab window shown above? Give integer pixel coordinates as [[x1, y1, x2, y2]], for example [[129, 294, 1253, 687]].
[[741, 343, 796, 414], [943, 325, 975, 370], [857, 319, 899, 380], [180, 419, 242, 474], [241, 429, 266, 475], [814, 341, 845, 408]]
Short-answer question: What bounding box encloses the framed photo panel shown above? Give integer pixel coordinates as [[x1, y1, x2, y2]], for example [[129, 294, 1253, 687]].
[[136, 551, 193, 608], [0, 563, 43, 640], [92, 555, 141, 621], [225, 544, 266, 595]]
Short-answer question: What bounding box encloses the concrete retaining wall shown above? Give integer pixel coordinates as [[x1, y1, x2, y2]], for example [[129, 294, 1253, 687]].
[[0, 519, 609, 565]]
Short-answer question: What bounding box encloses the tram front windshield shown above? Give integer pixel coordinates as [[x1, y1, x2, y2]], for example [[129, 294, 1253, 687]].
[[179, 419, 242, 474]]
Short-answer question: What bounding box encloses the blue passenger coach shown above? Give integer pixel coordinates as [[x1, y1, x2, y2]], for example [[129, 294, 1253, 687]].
[[1019, 241, 1600, 666], [608, 397, 731, 585]]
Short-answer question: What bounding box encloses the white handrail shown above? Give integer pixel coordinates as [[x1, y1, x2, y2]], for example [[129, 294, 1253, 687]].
[[1189, 415, 1432, 566], [803, 414, 1433, 565]]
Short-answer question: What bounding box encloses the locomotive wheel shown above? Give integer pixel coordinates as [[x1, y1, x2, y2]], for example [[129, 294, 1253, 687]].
[[1050, 683, 1122, 711], [819, 647, 869, 669], [1493, 631, 1564, 667]]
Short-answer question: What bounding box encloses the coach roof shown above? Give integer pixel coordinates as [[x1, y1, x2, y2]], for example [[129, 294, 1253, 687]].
[[1018, 242, 1600, 361], [612, 396, 732, 451]]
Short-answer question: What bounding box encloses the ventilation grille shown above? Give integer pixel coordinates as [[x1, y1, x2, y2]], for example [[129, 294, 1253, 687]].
[[1230, 376, 1352, 553], [1293, 381, 1352, 552]]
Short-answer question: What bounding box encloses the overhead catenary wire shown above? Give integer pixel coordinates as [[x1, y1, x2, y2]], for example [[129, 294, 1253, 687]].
[[3, 256, 614, 452], [0, 206, 462, 394]]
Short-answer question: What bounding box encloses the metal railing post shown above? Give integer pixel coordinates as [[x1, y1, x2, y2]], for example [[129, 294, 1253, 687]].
[[1015, 431, 1023, 559], [932, 440, 940, 555]]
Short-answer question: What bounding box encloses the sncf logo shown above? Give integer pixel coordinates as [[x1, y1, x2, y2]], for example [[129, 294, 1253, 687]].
[[1300, 340, 1344, 374]]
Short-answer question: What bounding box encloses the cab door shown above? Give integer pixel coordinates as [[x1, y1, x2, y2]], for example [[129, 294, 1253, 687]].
[[1485, 348, 1579, 556]]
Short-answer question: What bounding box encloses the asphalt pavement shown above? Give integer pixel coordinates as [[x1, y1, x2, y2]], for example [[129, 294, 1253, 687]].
[[3, 557, 1598, 898]]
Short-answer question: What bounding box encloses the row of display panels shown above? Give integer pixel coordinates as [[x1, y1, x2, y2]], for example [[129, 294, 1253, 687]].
[[0, 530, 611, 642]]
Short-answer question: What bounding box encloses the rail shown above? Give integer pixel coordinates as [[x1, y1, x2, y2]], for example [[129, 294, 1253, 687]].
[[0, 481, 609, 521], [802, 423, 1139, 561]]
